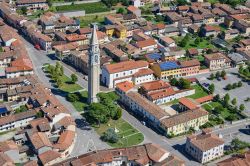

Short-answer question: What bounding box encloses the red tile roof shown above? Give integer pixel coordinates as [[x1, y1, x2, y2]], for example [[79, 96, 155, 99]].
[[116, 81, 134, 93], [195, 95, 213, 104], [136, 38, 156, 48], [179, 97, 199, 110]]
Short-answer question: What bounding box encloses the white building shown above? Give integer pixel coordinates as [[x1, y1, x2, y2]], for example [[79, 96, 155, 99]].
[[102, 60, 153, 88], [185, 129, 224, 164]]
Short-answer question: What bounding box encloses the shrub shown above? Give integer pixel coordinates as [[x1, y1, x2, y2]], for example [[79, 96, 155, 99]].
[[101, 128, 119, 143], [67, 93, 79, 102]]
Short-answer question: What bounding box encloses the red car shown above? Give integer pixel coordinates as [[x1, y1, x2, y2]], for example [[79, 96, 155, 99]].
[[34, 44, 41, 50]]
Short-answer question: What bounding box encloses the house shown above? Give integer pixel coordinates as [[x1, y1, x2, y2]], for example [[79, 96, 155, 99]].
[[0, 110, 36, 132], [160, 108, 209, 136], [227, 52, 247, 66], [187, 48, 199, 57], [130, 0, 144, 7], [135, 38, 157, 52], [240, 39, 250, 50], [179, 59, 200, 76], [222, 29, 239, 40], [16, 0, 49, 11], [101, 60, 150, 88], [217, 151, 250, 166], [204, 53, 231, 70], [28, 132, 53, 154], [177, 6, 189, 15], [56, 143, 185, 166], [151, 61, 181, 79], [67, 51, 88, 74], [186, 129, 224, 164], [0, 152, 14, 166], [191, 14, 204, 24], [234, 20, 250, 35], [188, 24, 200, 34], [127, 6, 141, 17], [179, 97, 200, 111], [165, 12, 183, 25], [159, 36, 176, 47], [164, 26, 180, 37], [0, 141, 19, 163], [200, 25, 220, 37], [65, 34, 88, 45], [211, 8, 227, 23], [38, 150, 61, 166], [53, 42, 78, 60], [103, 43, 128, 62]]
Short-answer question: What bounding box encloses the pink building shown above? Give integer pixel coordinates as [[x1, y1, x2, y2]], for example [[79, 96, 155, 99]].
[[179, 59, 200, 76]]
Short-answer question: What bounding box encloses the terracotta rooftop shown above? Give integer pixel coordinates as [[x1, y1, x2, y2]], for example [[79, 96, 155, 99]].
[[217, 151, 250, 166], [103, 60, 148, 74], [161, 108, 208, 128], [127, 92, 169, 120], [133, 68, 154, 77], [116, 81, 134, 93], [54, 130, 75, 151], [204, 53, 230, 61], [187, 129, 224, 152], [187, 48, 199, 55], [38, 150, 61, 165], [160, 36, 175, 44], [29, 132, 52, 149], [148, 88, 176, 100], [179, 97, 200, 110], [127, 5, 139, 12], [179, 59, 200, 68], [195, 95, 213, 104], [141, 80, 170, 92], [0, 152, 14, 166], [203, 25, 220, 32], [136, 38, 156, 48]]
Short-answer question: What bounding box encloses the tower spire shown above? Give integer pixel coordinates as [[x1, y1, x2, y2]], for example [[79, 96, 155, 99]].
[[90, 24, 99, 46]]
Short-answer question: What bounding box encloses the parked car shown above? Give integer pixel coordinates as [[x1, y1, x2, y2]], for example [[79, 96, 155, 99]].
[[34, 44, 41, 50]]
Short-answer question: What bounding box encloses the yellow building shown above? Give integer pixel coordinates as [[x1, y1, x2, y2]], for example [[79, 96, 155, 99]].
[[161, 108, 209, 136], [151, 61, 181, 79], [115, 26, 127, 39], [104, 25, 116, 37], [206, 18, 215, 24]]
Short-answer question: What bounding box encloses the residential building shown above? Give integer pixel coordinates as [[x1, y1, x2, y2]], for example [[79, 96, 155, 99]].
[[151, 61, 182, 79], [0, 141, 19, 163], [240, 39, 250, 50], [56, 143, 185, 166], [101, 60, 150, 88], [28, 132, 53, 154], [186, 129, 224, 163], [127, 6, 141, 17], [159, 36, 176, 47], [204, 53, 231, 70], [38, 150, 61, 166], [217, 151, 250, 166], [179, 59, 200, 76], [135, 38, 157, 53], [160, 108, 209, 135], [200, 25, 220, 37], [16, 0, 49, 11]]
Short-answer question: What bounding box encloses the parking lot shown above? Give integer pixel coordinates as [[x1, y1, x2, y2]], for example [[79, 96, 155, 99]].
[[196, 68, 250, 116]]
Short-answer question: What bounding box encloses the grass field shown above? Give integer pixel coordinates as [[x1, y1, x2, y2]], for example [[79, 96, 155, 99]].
[[55, 2, 110, 14], [95, 118, 144, 148], [189, 84, 209, 99], [59, 75, 83, 93], [79, 15, 106, 27], [173, 36, 215, 50]]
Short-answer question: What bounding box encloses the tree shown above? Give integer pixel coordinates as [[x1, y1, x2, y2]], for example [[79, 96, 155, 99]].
[[59, 66, 64, 76], [117, 7, 126, 14], [232, 98, 237, 105], [221, 70, 226, 78], [71, 74, 78, 84], [114, 107, 122, 120], [239, 104, 245, 112], [179, 34, 190, 47], [56, 78, 63, 87], [208, 83, 215, 94], [101, 128, 119, 143], [88, 103, 110, 125], [226, 114, 238, 121], [226, 84, 232, 90], [209, 73, 215, 80], [36, 111, 44, 118], [216, 71, 220, 79], [21, 6, 27, 15], [214, 105, 224, 115], [178, 78, 190, 89], [170, 78, 178, 86], [231, 138, 250, 151], [121, 0, 129, 6], [238, 81, 242, 87], [214, 94, 220, 102], [47, 0, 53, 7], [232, 83, 238, 89], [66, 93, 79, 102], [176, 0, 188, 5], [224, 93, 230, 104], [194, 37, 200, 45]]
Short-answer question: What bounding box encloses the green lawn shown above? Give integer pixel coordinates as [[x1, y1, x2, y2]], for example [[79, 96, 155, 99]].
[[79, 15, 106, 28], [71, 91, 88, 112], [189, 84, 209, 99], [55, 2, 110, 14], [60, 75, 83, 93], [95, 118, 144, 148], [173, 36, 215, 50]]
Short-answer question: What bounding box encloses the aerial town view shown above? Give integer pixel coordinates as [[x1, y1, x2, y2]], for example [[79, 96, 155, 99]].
[[0, 0, 249, 165]]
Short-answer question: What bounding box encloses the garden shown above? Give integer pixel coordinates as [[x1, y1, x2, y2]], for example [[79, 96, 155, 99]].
[[55, 2, 110, 14], [79, 15, 106, 28]]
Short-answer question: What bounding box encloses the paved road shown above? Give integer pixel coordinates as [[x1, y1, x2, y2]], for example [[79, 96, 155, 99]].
[[22, 37, 109, 157]]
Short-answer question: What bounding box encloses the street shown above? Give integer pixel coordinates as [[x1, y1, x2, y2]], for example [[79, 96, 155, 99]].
[[22, 37, 109, 157]]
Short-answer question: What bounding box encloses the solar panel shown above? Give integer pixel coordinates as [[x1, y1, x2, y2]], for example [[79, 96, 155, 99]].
[[159, 61, 180, 71], [148, 53, 161, 60], [0, 107, 8, 114]]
